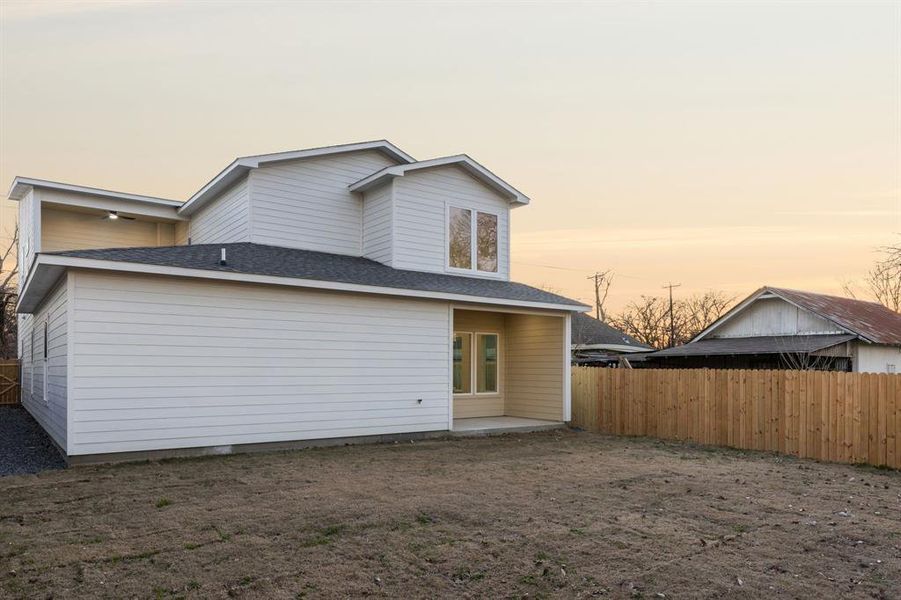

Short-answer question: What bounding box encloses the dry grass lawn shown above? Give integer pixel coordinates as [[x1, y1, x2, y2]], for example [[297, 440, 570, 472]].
[[1, 430, 899, 599]]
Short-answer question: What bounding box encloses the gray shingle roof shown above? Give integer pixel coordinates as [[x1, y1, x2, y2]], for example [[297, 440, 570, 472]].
[[48, 243, 586, 308], [647, 334, 857, 358], [571, 312, 652, 349]]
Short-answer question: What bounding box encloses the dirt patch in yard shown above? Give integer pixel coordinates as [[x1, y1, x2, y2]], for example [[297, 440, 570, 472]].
[[1, 431, 899, 599]]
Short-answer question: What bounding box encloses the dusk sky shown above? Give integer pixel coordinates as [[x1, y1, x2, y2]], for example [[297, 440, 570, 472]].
[[1, 1, 898, 310]]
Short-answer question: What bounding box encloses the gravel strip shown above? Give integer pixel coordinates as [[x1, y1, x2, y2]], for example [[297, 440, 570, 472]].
[[0, 406, 66, 476]]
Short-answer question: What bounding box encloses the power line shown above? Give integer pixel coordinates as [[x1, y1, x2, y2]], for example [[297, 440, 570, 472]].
[[511, 261, 585, 272], [512, 261, 648, 280]]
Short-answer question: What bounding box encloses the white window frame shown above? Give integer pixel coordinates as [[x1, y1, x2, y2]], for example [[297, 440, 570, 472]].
[[452, 331, 473, 395], [445, 204, 501, 275], [452, 330, 501, 396], [474, 331, 500, 395]]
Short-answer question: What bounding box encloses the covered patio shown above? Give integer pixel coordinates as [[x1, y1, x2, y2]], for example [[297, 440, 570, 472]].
[[450, 307, 570, 432]]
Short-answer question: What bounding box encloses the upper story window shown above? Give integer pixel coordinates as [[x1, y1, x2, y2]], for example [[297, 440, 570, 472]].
[[448, 206, 498, 273]]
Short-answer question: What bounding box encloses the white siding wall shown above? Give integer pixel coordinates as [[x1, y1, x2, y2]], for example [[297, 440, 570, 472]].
[[17, 188, 36, 284], [712, 297, 842, 338], [20, 277, 68, 451], [250, 150, 397, 255], [854, 343, 901, 373], [393, 166, 510, 280], [189, 178, 250, 244], [68, 272, 451, 456], [361, 182, 393, 265]]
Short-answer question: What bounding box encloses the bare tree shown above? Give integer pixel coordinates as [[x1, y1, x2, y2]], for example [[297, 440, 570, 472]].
[[609, 295, 675, 349], [610, 290, 735, 349], [843, 240, 901, 312], [682, 290, 736, 339], [0, 224, 18, 359], [776, 335, 835, 371]]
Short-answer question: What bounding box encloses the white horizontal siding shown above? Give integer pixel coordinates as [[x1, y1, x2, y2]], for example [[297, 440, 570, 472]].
[[713, 297, 842, 338], [189, 178, 250, 244], [393, 166, 510, 280], [20, 277, 68, 450], [250, 150, 397, 255], [18, 189, 35, 283], [69, 271, 451, 455], [362, 182, 393, 265]]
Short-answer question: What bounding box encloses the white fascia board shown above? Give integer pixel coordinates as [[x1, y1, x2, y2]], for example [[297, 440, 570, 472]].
[[177, 159, 252, 217], [349, 155, 530, 205], [179, 140, 415, 216], [18, 254, 590, 314], [8, 177, 182, 207], [246, 139, 415, 167]]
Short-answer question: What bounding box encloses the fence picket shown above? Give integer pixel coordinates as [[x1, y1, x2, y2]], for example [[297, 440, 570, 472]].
[[570, 367, 900, 469]]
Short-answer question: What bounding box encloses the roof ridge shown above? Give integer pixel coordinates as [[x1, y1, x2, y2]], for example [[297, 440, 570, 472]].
[[767, 285, 887, 307]]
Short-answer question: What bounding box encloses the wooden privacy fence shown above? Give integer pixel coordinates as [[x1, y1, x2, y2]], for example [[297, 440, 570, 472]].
[[571, 367, 901, 469], [0, 360, 19, 405]]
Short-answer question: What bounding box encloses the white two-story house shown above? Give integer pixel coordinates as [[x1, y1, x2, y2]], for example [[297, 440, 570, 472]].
[[9, 140, 588, 463]]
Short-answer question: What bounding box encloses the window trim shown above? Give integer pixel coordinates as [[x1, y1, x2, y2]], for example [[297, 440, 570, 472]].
[[452, 329, 501, 397], [473, 331, 500, 395], [445, 203, 501, 276], [446, 205, 474, 271], [452, 331, 473, 394]]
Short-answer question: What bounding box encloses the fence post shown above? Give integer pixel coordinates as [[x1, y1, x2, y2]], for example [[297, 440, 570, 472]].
[[568, 366, 900, 469]]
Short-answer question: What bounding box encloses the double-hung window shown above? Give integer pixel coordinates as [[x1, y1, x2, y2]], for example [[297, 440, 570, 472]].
[[452, 332, 499, 394], [448, 207, 498, 273]]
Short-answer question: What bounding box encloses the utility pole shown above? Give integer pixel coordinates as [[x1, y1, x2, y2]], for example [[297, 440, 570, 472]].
[[587, 270, 612, 321], [662, 282, 681, 348]]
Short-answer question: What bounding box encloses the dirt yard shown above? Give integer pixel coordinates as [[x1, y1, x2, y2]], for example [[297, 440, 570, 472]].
[[1, 431, 899, 599]]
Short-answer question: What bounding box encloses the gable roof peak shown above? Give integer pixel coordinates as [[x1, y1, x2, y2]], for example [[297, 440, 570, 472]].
[[348, 154, 529, 205], [179, 140, 415, 216], [695, 285, 901, 346]]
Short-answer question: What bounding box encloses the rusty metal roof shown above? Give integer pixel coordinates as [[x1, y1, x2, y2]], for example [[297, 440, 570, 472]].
[[767, 287, 901, 346]]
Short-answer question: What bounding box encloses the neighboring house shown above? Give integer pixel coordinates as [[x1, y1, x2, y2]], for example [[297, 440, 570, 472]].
[[641, 286, 901, 373], [570, 312, 652, 366], [9, 140, 589, 463]]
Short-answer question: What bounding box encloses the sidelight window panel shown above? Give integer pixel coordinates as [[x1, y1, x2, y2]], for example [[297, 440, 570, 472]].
[[448, 207, 472, 269], [476, 212, 498, 272], [476, 333, 498, 393], [453, 333, 472, 394]]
